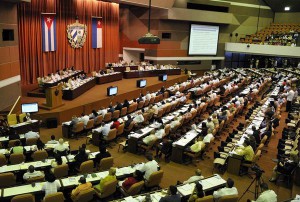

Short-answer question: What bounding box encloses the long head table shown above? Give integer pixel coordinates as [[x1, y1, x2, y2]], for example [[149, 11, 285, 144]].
[[111, 65, 139, 73], [123, 69, 181, 79], [43, 70, 84, 88]]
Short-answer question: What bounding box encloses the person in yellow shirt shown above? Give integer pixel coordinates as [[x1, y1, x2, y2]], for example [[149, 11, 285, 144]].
[[94, 167, 117, 193], [71, 177, 93, 200], [236, 139, 254, 164]]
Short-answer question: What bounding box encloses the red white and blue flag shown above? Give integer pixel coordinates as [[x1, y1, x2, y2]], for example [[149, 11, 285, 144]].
[[92, 17, 102, 49], [42, 14, 56, 52]]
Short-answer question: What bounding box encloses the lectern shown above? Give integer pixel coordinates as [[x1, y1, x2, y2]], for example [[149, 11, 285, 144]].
[[40, 83, 64, 110]]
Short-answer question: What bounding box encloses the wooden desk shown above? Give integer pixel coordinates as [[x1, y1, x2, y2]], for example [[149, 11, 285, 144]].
[[111, 65, 138, 73], [9, 120, 40, 134], [95, 72, 123, 84], [62, 78, 96, 100]]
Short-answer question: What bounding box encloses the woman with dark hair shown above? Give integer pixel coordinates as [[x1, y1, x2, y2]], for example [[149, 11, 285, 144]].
[[120, 170, 144, 191], [42, 172, 61, 198], [74, 147, 88, 169], [123, 99, 130, 108], [188, 182, 205, 202]]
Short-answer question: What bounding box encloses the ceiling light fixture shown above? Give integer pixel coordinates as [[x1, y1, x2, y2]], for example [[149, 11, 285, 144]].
[[284, 6, 290, 11]]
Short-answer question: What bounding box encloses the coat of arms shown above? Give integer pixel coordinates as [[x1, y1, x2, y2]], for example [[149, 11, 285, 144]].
[[67, 20, 87, 48]]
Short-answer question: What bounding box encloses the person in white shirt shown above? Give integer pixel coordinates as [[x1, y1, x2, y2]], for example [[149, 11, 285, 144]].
[[140, 154, 158, 180], [170, 117, 180, 129], [47, 135, 59, 144], [99, 107, 108, 117], [24, 129, 40, 139], [95, 122, 111, 137], [23, 165, 45, 180], [42, 173, 61, 198], [251, 183, 277, 202], [53, 138, 69, 155], [203, 133, 214, 144], [155, 126, 165, 139], [213, 178, 238, 199], [183, 169, 204, 184], [285, 88, 295, 112], [80, 114, 90, 127], [133, 111, 145, 124]]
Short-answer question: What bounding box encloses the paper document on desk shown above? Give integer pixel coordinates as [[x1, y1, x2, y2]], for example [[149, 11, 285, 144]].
[[177, 183, 195, 196], [124, 196, 140, 202], [151, 193, 163, 202]]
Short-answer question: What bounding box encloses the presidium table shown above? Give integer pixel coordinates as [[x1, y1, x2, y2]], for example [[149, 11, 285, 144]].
[[123, 68, 181, 79]]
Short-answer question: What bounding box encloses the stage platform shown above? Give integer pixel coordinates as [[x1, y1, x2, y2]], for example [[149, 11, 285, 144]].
[[21, 74, 188, 124]]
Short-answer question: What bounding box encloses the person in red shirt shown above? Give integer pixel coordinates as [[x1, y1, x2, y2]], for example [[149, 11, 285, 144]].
[[122, 170, 144, 191], [111, 118, 120, 129]]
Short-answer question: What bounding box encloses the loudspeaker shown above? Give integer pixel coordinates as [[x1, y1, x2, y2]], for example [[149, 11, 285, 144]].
[[46, 118, 58, 128]]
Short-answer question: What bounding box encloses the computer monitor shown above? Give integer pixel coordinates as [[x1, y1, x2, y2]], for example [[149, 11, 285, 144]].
[[21, 103, 39, 113], [159, 74, 167, 81], [107, 86, 118, 96], [137, 79, 147, 88]]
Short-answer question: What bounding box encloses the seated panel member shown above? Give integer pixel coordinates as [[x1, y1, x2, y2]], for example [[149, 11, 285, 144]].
[[159, 185, 181, 202], [94, 167, 117, 193], [236, 139, 254, 164]]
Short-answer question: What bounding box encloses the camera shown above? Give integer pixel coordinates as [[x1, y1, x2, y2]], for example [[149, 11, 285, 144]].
[[251, 164, 265, 177]]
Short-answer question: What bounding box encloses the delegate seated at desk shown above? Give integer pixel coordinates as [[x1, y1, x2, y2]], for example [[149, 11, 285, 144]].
[[213, 178, 238, 199], [71, 176, 92, 200], [24, 129, 39, 139], [140, 154, 158, 180], [159, 185, 181, 202], [94, 167, 116, 193], [23, 165, 45, 180], [53, 138, 69, 155], [235, 139, 255, 164]]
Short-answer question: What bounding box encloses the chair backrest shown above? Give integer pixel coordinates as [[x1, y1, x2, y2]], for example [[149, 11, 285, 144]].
[[10, 153, 25, 164], [19, 113, 26, 123], [8, 139, 20, 148], [54, 164, 69, 178], [44, 192, 65, 202], [260, 136, 268, 144], [163, 91, 169, 99], [94, 115, 103, 126], [124, 121, 134, 132], [117, 124, 125, 136], [137, 101, 144, 109], [144, 99, 150, 107], [72, 122, 85, 133], [128, 103, 137, 113], [74, 188, 95, 202], [11, 193, 35, 202], [7, 114, 17, 126], [105, 129, 117, 141], [0, 154, 7, 166], [85, 119, 94, 130], [164, 124, 171, 136], [126, 180, 144, 196], [104, 112, 112, 122], [79, 160, 94, 174], [26, 175, 45, 183], [0, 172, 16, 188], [99, 179, 118, 198], [99, 157, 114, 171], [145, 170, 164, 188], [120, 107, 128, 116], [195, 195, 214, 202], [32, 150, 48, 161], [112, 110, 120, 119], [218, 194, 239, 202], [149, 97, 155, 104], [26, 137, 38, 146]]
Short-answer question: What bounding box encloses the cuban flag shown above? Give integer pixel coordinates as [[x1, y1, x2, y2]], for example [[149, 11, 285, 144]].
[[42, 14, 56, 52], [92, 18, 102, 49]]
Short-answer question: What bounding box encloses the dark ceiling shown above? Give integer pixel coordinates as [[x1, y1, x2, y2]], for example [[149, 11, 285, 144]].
[[263, 0, 300, 12]]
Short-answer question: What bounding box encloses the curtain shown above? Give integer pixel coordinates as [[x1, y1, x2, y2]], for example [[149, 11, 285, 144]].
[[18, 0, 119, 85]]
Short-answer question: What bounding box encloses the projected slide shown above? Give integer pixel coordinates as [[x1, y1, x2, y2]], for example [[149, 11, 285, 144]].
[[188, 24, 219, 55]]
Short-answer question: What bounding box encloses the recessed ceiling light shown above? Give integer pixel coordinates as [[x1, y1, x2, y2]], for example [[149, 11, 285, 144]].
[[285, 6, 290, 11]]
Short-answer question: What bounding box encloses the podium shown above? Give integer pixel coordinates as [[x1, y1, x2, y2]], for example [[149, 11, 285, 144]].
[[40, 83, 64, 110]]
